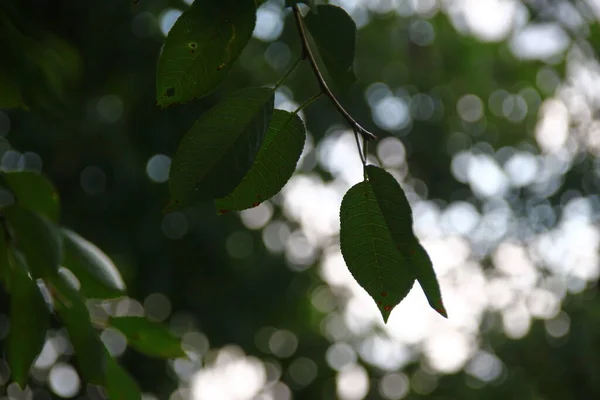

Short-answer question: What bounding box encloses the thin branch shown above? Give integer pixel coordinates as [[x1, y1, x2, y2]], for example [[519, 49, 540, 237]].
[[293, 91, 324, 114], [274, 55, 305, 90], [292, 5, 377, 142]]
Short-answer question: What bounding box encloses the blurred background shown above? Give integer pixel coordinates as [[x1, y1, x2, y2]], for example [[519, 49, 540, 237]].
[[1, 0, 600, 398]]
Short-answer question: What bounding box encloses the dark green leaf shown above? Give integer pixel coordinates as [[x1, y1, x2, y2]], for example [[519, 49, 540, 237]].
[[4, 206, 61, 279], [339, 173, 415, 323], [285, 0, 318, 8], [215, 110, 306, 211], [61, 228, 126, 299], [6, 248, 50, 388], [109, 316, 185, 358], [169, 87, 274, 209], [364, 166, 447, 318], [304, 5, 357, 92], [0, 225, 9, 289], [104, 352, 142, 400], [4, 171, 60, 222], [0, 67, 27, 109], [156, 0, 256, 106], [49, 271, 106, 384]]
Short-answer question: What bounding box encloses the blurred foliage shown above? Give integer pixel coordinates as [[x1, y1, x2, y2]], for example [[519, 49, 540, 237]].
[[1, 0, 600, 399]]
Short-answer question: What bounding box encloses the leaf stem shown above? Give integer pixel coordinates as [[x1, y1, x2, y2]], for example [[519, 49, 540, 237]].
[[293, 91, 324, 114], [274, 55, 305, 90], [292, 5, 377, 142]]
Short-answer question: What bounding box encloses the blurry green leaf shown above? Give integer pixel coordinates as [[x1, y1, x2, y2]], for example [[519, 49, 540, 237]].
[[215, 110, 306, 211], [4, 206, 61, 279], [0, 68, 27, 109], [0, 225, 9, 289], [156, 0, 256, 106], [169, 87, 274, 209], [104, 352, 142, 400], [109, 316, 185, 358], [4, 171, 60, 222], [339, 168, 415, 323], [6, 248, 50, 388], [305, 5, 357, 92], [364, 166, 446, 318], [61, 228, 126, 299], [50, 271, 106, 384]]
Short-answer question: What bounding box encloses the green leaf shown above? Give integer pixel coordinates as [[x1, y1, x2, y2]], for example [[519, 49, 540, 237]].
[[169, 87, 274, 209], [304, 5, 357, 92], [339, 173, 415, 323], [61, 228, 126, 299], [0, 67, 27, 110], [49, 271, 106, 385], [4, 206, 61, 279], [109, 316, 185, 358], [6, 248, 50, 388], [409, 242, 447, 318], [285, 0, 318, 8], [4, 171, 60, 222], [364, 166, 447, 318], [0, 226, 9, 290], [156, 0, 256, 106], [215, 110, 306, 212], [104, 352, 142, 400]]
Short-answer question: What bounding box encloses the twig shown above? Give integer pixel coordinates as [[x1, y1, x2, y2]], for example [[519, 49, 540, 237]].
[[292, 5, 377, 142], [293, 91, 324, 114], [274, 55, 305, 90]]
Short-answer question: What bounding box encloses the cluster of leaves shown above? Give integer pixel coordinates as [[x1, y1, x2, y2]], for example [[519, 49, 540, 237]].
[[0, 143, 184, 398], [158, 0, 446, 321]]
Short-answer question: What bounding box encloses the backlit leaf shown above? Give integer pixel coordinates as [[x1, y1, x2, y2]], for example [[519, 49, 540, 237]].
[[215, 110, 306, 211], [156, 0, 256, 106], [104, 352, 142, 400], [109, 316, 185, 359], [339, 174, 415, 322], [4, 206, 61, 279], [6, 248, 50, 388], [49, 271, 106, 384], [169, 87, 274, 209], [61, 228, 126, 299], [364, 166, 447, 318], [304, 5, 357, 92], [5, 171, 60, 222]]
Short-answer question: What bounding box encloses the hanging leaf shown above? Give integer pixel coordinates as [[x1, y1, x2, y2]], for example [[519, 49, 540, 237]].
[[49, 271, 106, 385], [304, 5, 357, 92], [156, 0, 256, 106], [169, 87, 274, 209], [339, 175, 415, 323], [4, 171, 60, 222], [109, 316, 185, 359], [215, 110, 306, 211], [104, 351, 142, 400], [364, 166, 447, 318], [6, 248, 50, 388], [61, 228, 126, 299], [4, 206, 61, 279]]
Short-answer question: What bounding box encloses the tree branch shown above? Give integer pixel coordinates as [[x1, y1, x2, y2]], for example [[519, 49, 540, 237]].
[[292, 4, 377, 142]]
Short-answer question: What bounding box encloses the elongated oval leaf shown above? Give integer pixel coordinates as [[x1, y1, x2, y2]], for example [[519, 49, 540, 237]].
[[49, 271, 106, 384], [61, 228, 125, 299], [4, 206, 61, 278], [365, 166, 447, 318], [6, 248, 50, 388], [109, 316, 185, 358], [5, 171, 60, 222], [104, 352, 142, 400], [215, 110, 306, 211], [156, 0, 256, 106], [304, 5, 357, 92], [169, 87, 274, 209], [340, 178, 415, 322]]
